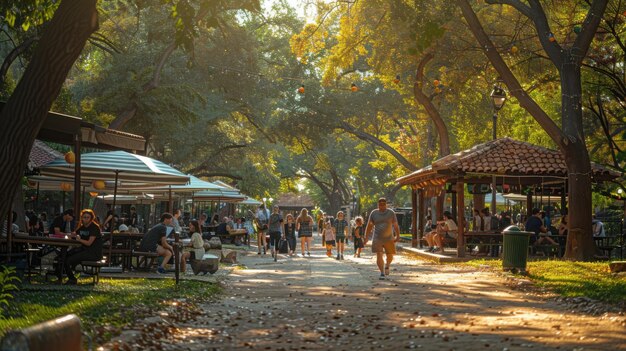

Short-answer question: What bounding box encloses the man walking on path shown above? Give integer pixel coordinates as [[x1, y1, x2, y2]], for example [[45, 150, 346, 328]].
[[364, 197, 400, 280]]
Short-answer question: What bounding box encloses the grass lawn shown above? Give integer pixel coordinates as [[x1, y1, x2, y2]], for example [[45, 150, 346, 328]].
[[462, 259, 626, 304], [0, 277, 220, 343]]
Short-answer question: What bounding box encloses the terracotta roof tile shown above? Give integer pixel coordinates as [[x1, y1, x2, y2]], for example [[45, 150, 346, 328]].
[[398, 137, 621, 185]]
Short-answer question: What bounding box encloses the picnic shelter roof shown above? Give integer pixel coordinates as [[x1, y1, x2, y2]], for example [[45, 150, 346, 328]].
[[397, 137, 621, 188]]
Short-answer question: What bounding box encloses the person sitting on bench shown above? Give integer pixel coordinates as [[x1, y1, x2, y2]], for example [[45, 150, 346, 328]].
[[216, 217, 247, 244], [432, 211, 458, 253], [138, 213, 175, 274], [64, 209, 103, 285]]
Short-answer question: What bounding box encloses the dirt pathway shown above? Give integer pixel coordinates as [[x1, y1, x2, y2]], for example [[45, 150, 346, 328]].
[[108, 246, 626, 351]]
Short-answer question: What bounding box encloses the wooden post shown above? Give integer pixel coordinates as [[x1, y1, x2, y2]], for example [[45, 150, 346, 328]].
[[457, 179, 466, 257], [417, 189, 425, 248], [174, 232, 180, 285], [411, 188, 418, 248], [435, 192, 444, 221], [473, 193, 485, 213], [73, 135, 81, 211], [526, 193, 532, 219]]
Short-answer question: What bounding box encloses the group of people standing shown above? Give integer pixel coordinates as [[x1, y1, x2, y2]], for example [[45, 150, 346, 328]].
[[253, 198, 401, 280]]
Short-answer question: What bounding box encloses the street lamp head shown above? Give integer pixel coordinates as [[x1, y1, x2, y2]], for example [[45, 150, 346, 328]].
[[269, 197, 273, 202], [618, 188, 623, 195], [262, 197, 267, 202], [490, 84, 507, 111]]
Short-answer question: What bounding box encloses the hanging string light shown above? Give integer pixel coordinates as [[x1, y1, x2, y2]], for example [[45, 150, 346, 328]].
[[60, 183, 72, 192], [92, 180, 106, 190], [298, 85, 305, 94], [433, 79, 440, 86], [510, 45, 518, 54], [393, 75, 401, 84], [351, 83, 358, 92], [548, 33, 556, 42]]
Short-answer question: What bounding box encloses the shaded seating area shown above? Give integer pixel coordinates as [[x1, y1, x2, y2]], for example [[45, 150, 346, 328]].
[[397, 137, 622, 258]]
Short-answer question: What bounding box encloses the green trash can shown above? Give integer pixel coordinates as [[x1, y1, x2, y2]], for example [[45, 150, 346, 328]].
[[502, 225, 532, 273]]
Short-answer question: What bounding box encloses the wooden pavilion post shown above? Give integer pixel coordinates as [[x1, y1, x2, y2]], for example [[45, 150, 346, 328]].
[[411, 188, 418, 248], [417, 188, 425, 248], [435, 192, 444, 221], [457, 178, 466, 257], [526, 193, 532, 219], [73, 134, 81, 211]]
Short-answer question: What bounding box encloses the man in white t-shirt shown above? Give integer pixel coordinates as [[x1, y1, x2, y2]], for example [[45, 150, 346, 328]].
[[433, 211, 458, 253]]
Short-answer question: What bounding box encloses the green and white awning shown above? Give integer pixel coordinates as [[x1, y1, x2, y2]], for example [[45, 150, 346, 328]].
[[39, 151, 189, 185]]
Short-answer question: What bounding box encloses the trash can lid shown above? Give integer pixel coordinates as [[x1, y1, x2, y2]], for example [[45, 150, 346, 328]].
[[503, 225, 533, 235]]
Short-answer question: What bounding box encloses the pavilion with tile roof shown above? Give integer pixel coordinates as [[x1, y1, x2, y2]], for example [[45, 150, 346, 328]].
[[396, 137, 621, 257]]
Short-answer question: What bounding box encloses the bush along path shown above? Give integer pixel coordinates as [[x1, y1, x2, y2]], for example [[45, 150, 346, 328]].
[[102, 250, 626, 350]]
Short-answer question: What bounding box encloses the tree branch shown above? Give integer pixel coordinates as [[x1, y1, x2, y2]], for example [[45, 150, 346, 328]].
[[414, 53, 450, 157], [338, 121, 417, 171], [486, 0, 532, 18], [193, 172, 243, 180], [186, 144, 249, 174], [572, 0, 609, 65], [0, 36, 38, 86], [457, 0, 566, 151]]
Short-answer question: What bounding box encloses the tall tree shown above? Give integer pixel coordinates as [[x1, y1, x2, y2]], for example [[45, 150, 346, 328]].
[[0, 0, 98, 224], [457, 0, 608, 260]]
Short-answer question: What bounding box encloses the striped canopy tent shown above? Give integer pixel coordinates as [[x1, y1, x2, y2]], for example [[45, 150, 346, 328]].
[[192, 189, 246, 202], [240, 197, 262, 206], [39, 151, 189, 208], [118, 174, 222, 193]]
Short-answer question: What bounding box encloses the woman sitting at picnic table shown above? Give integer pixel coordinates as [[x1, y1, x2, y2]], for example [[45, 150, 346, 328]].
[[181, 220, 205, 273], [432, 211, 458, 253], [64, 209, 103, 285], [423, 211, 457, 253]]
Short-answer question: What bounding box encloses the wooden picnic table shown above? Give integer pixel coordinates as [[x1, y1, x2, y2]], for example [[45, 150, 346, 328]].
[[12, 233, 83, 281], [102, 232, 144, 270]]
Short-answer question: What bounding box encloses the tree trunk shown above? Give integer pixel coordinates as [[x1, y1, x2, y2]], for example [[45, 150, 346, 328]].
[[457, 0, 605, 261], [561, 64, 595, 260], [0, 0, 98, 222], [414, 54, 451, 157]]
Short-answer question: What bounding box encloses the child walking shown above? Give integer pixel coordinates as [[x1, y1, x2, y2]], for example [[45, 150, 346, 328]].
[[352, 216, 365, 258], [323, 221, 336, 257], [333, 211, 349, 260]]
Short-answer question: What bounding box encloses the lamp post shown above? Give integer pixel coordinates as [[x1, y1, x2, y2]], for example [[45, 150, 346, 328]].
[[490, 81, 507, 216]]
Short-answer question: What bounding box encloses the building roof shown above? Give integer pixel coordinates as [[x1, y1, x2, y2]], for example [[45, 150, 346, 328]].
[[276, 193, 314, 209], [28, 140, 62, 169], [0, 101, 146, 152], [397, 137, 621, 187]]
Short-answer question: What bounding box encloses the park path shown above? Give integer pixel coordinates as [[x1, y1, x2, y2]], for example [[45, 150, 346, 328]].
[[108, 243, 626, 351]]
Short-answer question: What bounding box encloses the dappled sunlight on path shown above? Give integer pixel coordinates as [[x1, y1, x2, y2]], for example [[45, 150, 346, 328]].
[[104, 248, 626, 350]]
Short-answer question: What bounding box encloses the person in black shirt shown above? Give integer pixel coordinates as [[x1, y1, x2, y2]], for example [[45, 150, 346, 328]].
[[51, 209, 75, 236], [525, 208, 556, 245], [64, 209, 103, 284], [138, 213, 174, 274]]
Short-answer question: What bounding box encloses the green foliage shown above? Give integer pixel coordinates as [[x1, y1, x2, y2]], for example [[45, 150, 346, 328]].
[[463, 259, 626, 304], [0, 266, 19, 310], [1, 0, 59, 30], [0, 278, 220, 341]]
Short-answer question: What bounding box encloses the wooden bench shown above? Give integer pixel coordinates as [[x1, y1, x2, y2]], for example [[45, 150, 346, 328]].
[[132, 251, 159, 270], [81, 259, 107, 284]]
